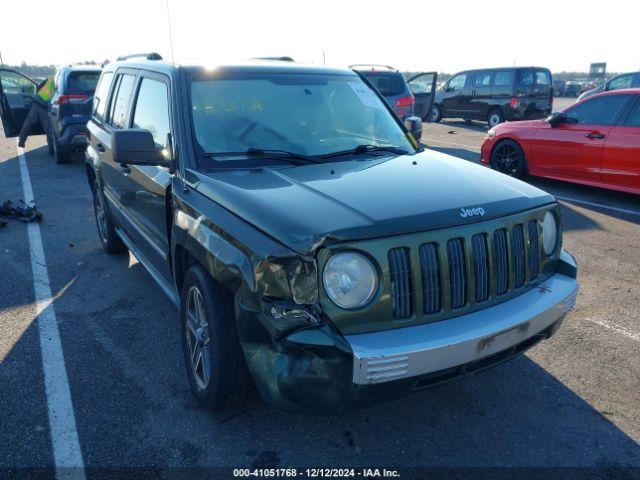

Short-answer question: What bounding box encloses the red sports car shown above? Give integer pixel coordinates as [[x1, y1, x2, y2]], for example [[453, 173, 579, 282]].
[[480, 89, 640, 195]]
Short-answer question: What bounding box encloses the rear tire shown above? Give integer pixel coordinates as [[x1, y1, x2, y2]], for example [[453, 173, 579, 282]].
[[92, 180, 127, 254], [490, 139, 527, 178], [431, 104, 442, 123], [487, 109, 504, 128], [181, 264, 248, 412], [53, 137, 71, 164]]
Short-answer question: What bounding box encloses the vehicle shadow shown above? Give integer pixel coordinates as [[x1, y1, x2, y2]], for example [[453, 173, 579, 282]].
[[437, 119, 489, 133], [427, 146, 480, 163]]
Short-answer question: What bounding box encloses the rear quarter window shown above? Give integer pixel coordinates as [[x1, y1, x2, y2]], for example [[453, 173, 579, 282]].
[[361, 73, 405, 96], [535, 70, 551, 86]]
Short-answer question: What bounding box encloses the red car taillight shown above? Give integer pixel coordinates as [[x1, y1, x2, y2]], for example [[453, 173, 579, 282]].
[[509, 97, 520, 110], [55, 94, 88, 105], [396, 95, 415, 108]]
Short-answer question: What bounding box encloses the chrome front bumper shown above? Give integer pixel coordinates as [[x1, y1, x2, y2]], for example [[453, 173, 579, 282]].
[[346, 272, 579, 385]]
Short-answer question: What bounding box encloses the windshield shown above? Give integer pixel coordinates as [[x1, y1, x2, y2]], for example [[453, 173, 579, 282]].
[[189, 73, 414, 166]]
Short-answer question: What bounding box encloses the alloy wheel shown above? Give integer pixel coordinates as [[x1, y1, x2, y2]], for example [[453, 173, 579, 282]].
[[493, 143, 521, 176], [93, 189, 108, 244], [185, 286, 212, 390]]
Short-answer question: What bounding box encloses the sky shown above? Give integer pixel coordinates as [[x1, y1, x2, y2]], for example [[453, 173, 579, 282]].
[[1, 0, 638, 73]]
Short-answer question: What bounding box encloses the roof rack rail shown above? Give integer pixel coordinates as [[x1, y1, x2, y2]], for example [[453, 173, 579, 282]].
[[116, 52, 163, 62], [252, 56, 294, 62], [349, 64, 397, 71]]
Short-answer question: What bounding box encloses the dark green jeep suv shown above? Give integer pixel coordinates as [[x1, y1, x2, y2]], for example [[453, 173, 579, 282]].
[[85, 54, 579, 413]]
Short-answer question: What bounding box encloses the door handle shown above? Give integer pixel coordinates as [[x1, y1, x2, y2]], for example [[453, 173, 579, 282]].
[[585, 132, 605, 139], [95, 143, 106, 153], [119, 163, 131, 175]]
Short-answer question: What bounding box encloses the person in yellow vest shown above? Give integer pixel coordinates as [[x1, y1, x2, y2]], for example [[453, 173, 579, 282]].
[[18, 76, 54, 154]]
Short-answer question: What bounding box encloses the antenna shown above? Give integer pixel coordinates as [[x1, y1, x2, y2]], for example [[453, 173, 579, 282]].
[[166, 0, 175, 66]]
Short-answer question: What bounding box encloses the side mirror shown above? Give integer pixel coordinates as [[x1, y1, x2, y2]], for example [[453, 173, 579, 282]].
[[112, 129, 170, 167], [405, 116, 422, 142], [547, 112, 566, 127]]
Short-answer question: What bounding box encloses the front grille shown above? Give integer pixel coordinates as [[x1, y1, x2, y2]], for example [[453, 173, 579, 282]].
[[386, 218, 543, 321], [511, 224, 526, 288], [389, 248, 412, 319], [528, 220, 540, 281], [472, 234, 489, 302], [494, 229, 509, 295], [447, 238, 467, 309], [419, 243, 441, 314]]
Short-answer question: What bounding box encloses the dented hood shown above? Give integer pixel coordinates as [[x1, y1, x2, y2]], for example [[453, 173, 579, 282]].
[[195, 149, 555, 254]]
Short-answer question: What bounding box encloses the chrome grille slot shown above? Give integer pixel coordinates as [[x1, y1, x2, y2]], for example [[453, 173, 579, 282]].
[[472, 234, 489, 302], [494, 229, 509, 295], [511, 224, 526, 288], [389, 247, 412, 319], [419, 243, 441, 314], [528, 220, 540, 281], [447, 238, 467, 309]]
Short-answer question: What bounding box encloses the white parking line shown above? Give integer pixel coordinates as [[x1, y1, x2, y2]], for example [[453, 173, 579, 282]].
[[586, 318, 640, 343], [556, 196, 640, 217], [17, 142, 86, 480]]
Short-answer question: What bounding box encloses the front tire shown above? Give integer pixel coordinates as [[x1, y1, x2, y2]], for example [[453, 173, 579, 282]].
[[181, 265, 248, 412], [490, 139, 527, 178], [92, 180, 127, 254]]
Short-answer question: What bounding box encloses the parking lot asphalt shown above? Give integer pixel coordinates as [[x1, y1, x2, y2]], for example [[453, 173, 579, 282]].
[[1, 103, 639, 478]]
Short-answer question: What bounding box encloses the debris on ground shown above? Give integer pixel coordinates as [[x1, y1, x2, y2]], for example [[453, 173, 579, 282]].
[[0, 199, 43, 225]]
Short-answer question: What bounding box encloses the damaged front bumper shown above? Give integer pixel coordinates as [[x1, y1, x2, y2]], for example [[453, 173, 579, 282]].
[[239, 251, 578, 414]]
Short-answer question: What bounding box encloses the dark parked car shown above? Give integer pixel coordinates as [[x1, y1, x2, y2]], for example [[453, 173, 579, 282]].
[[49, 65, 101, 163], [352, 65, 437, 122], [85, 54, 577, 413], [432, 67, 553, 127], [578, 71, 640, 101]]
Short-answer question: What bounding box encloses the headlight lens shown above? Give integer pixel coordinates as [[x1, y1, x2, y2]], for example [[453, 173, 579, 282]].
[[486, 128, 496, 139], [542, 211, 558, 255], [323, 252, 378, 309]]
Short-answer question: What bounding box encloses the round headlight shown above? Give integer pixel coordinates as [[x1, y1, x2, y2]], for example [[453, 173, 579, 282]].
[[542, 211, 558, 255], [323, 252, 378, 309]]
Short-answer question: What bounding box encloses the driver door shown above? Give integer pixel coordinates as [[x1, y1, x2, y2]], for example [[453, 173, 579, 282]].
[[0, 69, 43, 137], [407, 72, 437, 121]]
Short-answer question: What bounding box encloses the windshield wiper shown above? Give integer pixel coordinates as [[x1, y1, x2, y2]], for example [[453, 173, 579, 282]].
[[205, 148, 322, 165], [319, 144, 410, 159]]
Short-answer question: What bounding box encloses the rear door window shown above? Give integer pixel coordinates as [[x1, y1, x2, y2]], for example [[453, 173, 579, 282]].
[[132, 77, 171, 148], [518, 70, 535, 87], [92, 72, 114, 122], [67, 71, 101, 95], [565, 95, 630, 125], [493, 70, 514, 87], [108, 74, 136, 129]]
